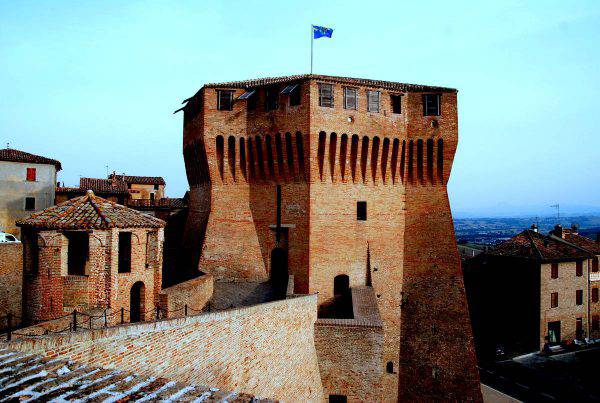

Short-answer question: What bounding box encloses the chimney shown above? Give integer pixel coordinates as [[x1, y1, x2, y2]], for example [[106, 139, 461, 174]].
[[531, 224, 538, 233], [551, 224, 564, 239]]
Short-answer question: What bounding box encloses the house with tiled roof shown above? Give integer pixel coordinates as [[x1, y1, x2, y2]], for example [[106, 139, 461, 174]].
[[0, 147, 62, 237], [107, 172, 166, 202], [56, 176, 130, 205], [17, 190, 165, 325], [464, 225, 600, 359]]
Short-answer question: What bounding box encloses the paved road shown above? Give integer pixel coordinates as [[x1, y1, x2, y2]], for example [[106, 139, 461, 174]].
[[480, 348, 600, 402]]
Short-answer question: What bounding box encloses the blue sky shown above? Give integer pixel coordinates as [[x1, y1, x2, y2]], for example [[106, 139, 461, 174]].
[[1, 1, 599, 217]]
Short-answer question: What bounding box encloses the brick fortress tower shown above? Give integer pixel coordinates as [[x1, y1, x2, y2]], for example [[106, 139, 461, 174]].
[[179, 74, 482, 401]]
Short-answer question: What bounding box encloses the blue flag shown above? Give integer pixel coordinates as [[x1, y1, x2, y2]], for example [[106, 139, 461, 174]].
[[313, 25, 333, 39]]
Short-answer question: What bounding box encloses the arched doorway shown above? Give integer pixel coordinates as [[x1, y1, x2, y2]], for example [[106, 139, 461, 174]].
[[271, 247, 288, 298], [130, 281, 145, 323], [334, 274, 350, 296]]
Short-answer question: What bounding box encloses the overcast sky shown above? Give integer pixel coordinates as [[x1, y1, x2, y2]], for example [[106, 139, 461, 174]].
[[1, 1, 599, 217]]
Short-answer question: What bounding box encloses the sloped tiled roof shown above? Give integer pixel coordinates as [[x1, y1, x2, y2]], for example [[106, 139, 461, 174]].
[[108, 174, 166, 185], [489, 230, 592, 262], [0, 148, 62, 170], [200, 74, 456, 93], [79, 177, 129, 194], [17, 190, 165, 230], [563, 232, 600, 254]]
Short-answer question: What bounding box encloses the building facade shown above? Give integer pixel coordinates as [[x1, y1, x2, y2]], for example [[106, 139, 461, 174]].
[[464, 225, 599, 360], [0, 147, 61, 237], [17, 190, 165, 325], [180, 74, 481, 401], [108, 173, 165, 202]]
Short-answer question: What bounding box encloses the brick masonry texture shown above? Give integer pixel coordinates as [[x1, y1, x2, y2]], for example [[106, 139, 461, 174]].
[[2, 294, 324, 402], [0, 243, 22, 330], [182, 75, 482, 401], [158, 273, 214, 318], [0, 348, 274, 402]]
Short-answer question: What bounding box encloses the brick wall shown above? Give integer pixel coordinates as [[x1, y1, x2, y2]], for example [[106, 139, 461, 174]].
[[0, 243, 22, 329], [3, 294, 324, 402], [158, 273, 213, 318]]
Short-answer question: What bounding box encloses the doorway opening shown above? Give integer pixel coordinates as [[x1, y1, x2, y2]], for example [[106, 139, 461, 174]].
[[130, 281, 145, 323]]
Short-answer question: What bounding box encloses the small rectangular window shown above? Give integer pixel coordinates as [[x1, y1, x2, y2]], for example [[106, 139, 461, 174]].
[[289, 85, 301, 106], [25, 197, 35, 211], [357, 201, 367, 221], [423, 94, 441, 116], [154, 184, 159, 190], [576, 317, 583, 338], [551, 292, 558, 308], [367, 90, 380, 113], [319, 83, 334, 108], [593, 315, 600, 331], [576, 261, 583, 276], [343, 87, 357, 110], [118, 232, 132, 273], [265, 87, 279, 111], [217, 90, 234, 111], [391, 94, 402, 114], [593, 257, 599, 272], [593, 288, 598, 303], [66, 231, 89, 276], [551, 263, 559, 279], [576, 289, 583, 305], [26, 167, 36, 181]]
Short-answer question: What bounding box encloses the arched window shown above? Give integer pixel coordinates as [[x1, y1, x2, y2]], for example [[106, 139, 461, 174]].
[[437, 139, 444, 182], [247, 137, 256, 180], [339, 134, 348, 181], [317, 131, 327, 181], [275, 133, 285, 177], [227, 136, 236, 181], [417, 139, 424, 182], [216, 135, 224, 180], [407, 140, 414, 183], [386, 361, 394, 374], [239, 137, 247, 181], [381, 138, 390, 184], [427, 139, 434, 183], [255, 136, 266, 180], [329, 133, 337, 181], [400, 140, 406, 183], [390, 138, 399, 184]]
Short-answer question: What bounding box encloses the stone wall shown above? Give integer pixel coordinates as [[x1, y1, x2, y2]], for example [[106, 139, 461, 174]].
[[2, 294, 324, 402], [158, 273, 213, 318], [0, 243, 22, 329]]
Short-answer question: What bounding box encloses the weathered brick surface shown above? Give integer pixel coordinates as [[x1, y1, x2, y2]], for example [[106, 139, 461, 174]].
[[159, 273, 213, 318], [0, 243, 22, 330], [2, 294, 323, 402], [182, 75, 481, 401]]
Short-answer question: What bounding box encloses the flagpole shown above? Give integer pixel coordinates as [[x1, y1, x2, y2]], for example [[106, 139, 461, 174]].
[[310, 25, 313, 74]]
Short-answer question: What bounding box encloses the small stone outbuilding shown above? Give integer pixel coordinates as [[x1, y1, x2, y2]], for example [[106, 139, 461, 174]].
[[16, 190, 165, 325]]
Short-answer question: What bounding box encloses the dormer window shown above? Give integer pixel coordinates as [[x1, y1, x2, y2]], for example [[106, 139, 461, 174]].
[[217, 90, 234, 111], [423, 94, 441, 116]]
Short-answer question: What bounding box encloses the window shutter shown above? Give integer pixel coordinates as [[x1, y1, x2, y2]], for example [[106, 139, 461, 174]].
[[26, 168, 36, 181], [319, 84, 333, 108], [344, 88, 357, 110], [368, 91, 380, 112]]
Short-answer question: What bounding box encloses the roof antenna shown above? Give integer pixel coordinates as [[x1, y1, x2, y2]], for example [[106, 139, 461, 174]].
[[550, 204, 560, 223], [105, 165, 109, 177], [6, 142, 9, 149]]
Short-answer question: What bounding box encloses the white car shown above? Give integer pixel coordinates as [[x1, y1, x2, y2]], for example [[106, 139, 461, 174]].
[[0, 232, 20, 243]]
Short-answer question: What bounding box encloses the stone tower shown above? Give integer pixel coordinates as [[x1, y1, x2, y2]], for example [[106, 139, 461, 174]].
[[180, 74, 482, 401]]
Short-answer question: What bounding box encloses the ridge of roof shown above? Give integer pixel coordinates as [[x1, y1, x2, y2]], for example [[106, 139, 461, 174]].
[[0, 148, 62, 171], [198, 74, 457, 94]]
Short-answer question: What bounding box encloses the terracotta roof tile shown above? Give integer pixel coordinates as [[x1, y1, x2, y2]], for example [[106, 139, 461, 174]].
[[17, 190, 165, 230], [490, 230, 592, 262], [199, 74, 456, 93], [108, 174, 165, 185], [0, 148, 62, 170], [79, 177, 129, 194], [563, 232, 600, 254]]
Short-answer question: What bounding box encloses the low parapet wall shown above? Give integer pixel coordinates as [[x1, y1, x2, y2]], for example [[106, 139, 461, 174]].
[[1, 294, 324, 402], [0, 243, 22, 330], [159, 273, 213, 318]]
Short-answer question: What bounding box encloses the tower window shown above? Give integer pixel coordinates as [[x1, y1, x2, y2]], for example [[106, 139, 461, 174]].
[[319, 83, 334, 108], [386, 361, 394, 374], [423, 94, 441, 116], [343, 87, 357, 110], [576, 289, 583, 305], [357, 201, 367, 221], [217, 90, 234, 111], [25, 197, 36, 211], [367, 90, 380, 113], [551, 292, 558, 308], [391, 94, 402, 114]]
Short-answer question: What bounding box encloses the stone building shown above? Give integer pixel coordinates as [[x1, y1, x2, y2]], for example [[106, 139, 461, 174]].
[[16, 190, 165, 325], [55, 177, 130, 204], [0, 147, 62, 237], [179, 74, 482, 401], [108, 173, 166, 202], [464, 225, 599, 360]]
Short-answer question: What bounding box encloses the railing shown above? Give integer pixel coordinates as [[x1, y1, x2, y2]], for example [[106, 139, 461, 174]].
[[1, 302, 212, 341]]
